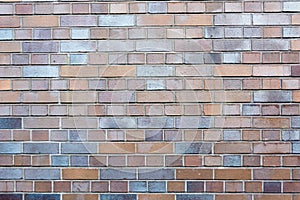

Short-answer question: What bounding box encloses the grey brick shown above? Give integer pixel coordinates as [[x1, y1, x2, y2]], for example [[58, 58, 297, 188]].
[[99, 117, 137, 129], [129, 181, 147, 193], [70, 54, 87, 64], [139, 169, 174, 180], [0, 118, 21, 129], [204, 53, 222, 64], [283, 2, 300, 12], [292, 117, 300, 128], [0, 194, 22, 200], [204, 27, 224, 38], [175, 143, 212, 154], [148, 181, 166, 192], [215, 14, 251, 25], [61, 16, 97, 27], [146, 80, 165, 90], [283, 27, 300, 38], [252, 40, 289, 51], [23, 42, 58, 53], [23, 66, 59, 77], [244, 27, 262, 38], [213, 40, 251, 51], [145, 130, 163, 141], [0, 168, 22, 180], [25, 169, 60, 180], [187, 181, 204, 192], [175, 117, 211, 129], [101, 194, 137, 200], [71, 156, 88, 167], [137, 117, 174, 128], [71, 28, 89, 39], [99, 15, 135, 27], [136, 40, 172, 52], [33, 29, 51, 40], [24, 143, 59, 154], [62, 143, 97, 154], [174, 40, 212, 52], [224, 155, 241, 166], [51, 156, 69, 167], [137, 66, 174, 77], [223, 53, 241, 63], [242, 104, 260, 116], [61, 41, 96, 52], [69, 130, 87, 142], [148, 2, 167, 13], [253, 14, 290, 25], [293, 143, 300, 154], [25, 194, 60, 200], [254, 91, 292, 102], [177, 194, 213, 200], [0, 143, 22, 154], [100, 169, 136, 180], [223, 130, 241, 141], [0, 29, 13, 40], [225, 27, 243, 38], [98, 40, 134, 52], [282, 130, 300, 141], [184, 53, 204, 64]]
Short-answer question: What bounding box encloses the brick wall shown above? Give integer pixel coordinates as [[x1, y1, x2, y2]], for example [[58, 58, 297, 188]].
[[0, 1, 299, 199]]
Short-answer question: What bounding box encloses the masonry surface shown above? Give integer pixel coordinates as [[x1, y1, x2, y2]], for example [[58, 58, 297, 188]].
[[0, 0, 299, 199]]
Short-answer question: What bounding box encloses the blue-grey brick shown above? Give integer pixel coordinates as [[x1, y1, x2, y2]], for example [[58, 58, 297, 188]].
[[204, 53, 222, 64], [137, 66, 174, 77], [61, 41, 96, 52], [69, 130, 87, 141], [136, 40, 172, 52], [51, 156, 69, 167], [0, 143, 22, 154], [225, 27, 243, 38], [282, 130, 300, 141], [25, 169, 60, 180], [0, 169, 22, 180], [244, 27, 262, 38], [175, 143, 212, 154], [283, 27, 300, 38], [137, 117, 174, 128], [71, 156, 88, 167], [215, 14, 251, 25], [0, 118, 21, 129], [99, 15, 135, 27], [100, 169, 136, 180], [145, 130, 163, 141], [24, 143, 59, 154], [23, 66, 59, 77], [99, 117, 137, 129], [242, 105, 260, 116], [98, 40, 134, 52], [252, 40, 290, 51], [253, 14, 290, 25], [0, 194, 22, 200], [62, 143, 97, 154], [0, 29, 13, 40], [175, 117, 211, 129], [23, 42, 58, 53], [254, 91, 292, 102], [25, 194, 60, 200], [223, 53, 241, 63], [148, 2, 167, 13], [292, 117, 300, 128], [223, 130, 241, 141], [283, 2, 300, 12], [139, 169, 174, 180], [71, 28, 89, 39], [61, 16, 97, 27], [129, 181, 147, 193], [70, 54, 87, 64], [177, 194, 213, 200], [184, 53, 204, 64], [213, 40, 251, 51], [146, 80, 165, 90], [292, 142, 300, 154], [224, 155, 241, 166], [204, 27, 224, 38], [50, 130, 68, 141], [148, 181, 166, 193], [101, 194, 137, 200]]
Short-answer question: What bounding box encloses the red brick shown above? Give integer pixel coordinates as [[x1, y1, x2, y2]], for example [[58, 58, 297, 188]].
[[0, 16, 19, 27]]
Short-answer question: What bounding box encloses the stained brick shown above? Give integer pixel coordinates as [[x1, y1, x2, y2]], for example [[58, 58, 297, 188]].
[[23, 66, 59, 78], [283, 2, 300, 12], [253, 14, 290, 25], [99, 117, 137, 129], [175, 143, 212, 154], [138, 117, 174, 128]]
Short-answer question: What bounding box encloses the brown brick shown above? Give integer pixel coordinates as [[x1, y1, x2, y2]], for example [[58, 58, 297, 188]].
[[137, 142, 173, 154], [253, 169, 290, 180], [54, 181, 71, 192], [175, 14, 212, 26], [138, 194, 175, 200], [62, 169, 98, 180], [167, 181, 185, 192], [215, 169, 251, 180], [99, 143, 135, 154], [254, 195, 292, 200], [254, 142, 290, 154], [245, 181, 263, 193], [137, 14, 173, 26], [35, 181, 51, 192], [215, 143, 252, 154], [214, 65, 252, 76], [63, 194, 98, 200], [0, 16, 19, 27], [253, 118, 290, 128], [23, 16, 58, 27], [216, 195, 251, 200], [0, 42, 21, 53], [176, 169, 213, 180]]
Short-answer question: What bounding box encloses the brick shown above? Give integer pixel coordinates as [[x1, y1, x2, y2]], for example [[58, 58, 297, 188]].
[[176, 195, 212, 200], [23, 16, 58, 27], [175, 40, 211, 52], [215, 143, 251, 154], [242, 105, 260, 116], [214, 40, 251, 51], [63, 194, 98, 200], [62, 143, 97, 154], [253, 169, 290, 180], [137, 66, 173, 77], [282, 130, 300, 141], [214, 65, 252, 76], [23, 42, 58, 53], [129, 181, 147, 192], [136, 40, 172, 52], [23, 118, 59, 129], [98, 40, 134, 52], [22, 66, 58, 78], [99, 117, 137, 129], [283, 2, 300, 12], [137, 91, 174, 102], [139, 169, 174, 180], [292, 14, 300, 25], [61, 41, 96, 52], [52, 156, 69, 167], [292, 117, 300, 128], [254, 142, 290, 154], [253, 118, 290, 128], [253, 65, 290, 76], [0, 17, 19, 28], [0, 118, 21, 129], [291, 40, 300, 50], [138, 117, 174, 128], [0, 4, 13, 15], [284, 182, 300, 192], [137, 15, 173, 26], [139, 194, 174, 200], [101, 194, 137, 200], [215, 14, 251, 25], [253, 14, 290, 25], [25, 194, 60, 200], [25, 169, 60, 180], [293, 143, 300, 153], [252, 39, 289, 50], [100, 169, 136, 180], [283, 27, 300, 38], [24, 143, 58, 154], [175, 143, 212, 154], [61, 16, 97, 26], [254, 91, 291, 102], [176, 169, 212, 180], [0, 194, 21, 200], [62, 168, 98, 180], [215, 169, 251, 180], [99, 143, 135, 154], [99, 15, 134, 26], [175, 15, 212, 26], [0, 29, 13, 40], [0, 143, 22, 154]]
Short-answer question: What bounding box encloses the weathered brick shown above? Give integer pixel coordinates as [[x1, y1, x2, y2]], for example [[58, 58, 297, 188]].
[[99, 15, 134, 26], [215, 14, 251, 25], [283, 27, 300, 38], [23, 118, 59, 129], [25, 169, 60, 180], [98, 40, 134, 52], [175, 15, 212, 26], [292, 117, 300, 128], [0, 143, 22, 154], [213, 40, 251, 51], [61, 16, 97, 26], [176, 169, 212, 180], [215, 143, 251, 154], [61, 41, 96, 52], [253, 169, 290, 180], [252, 39, 289, 50], [139, 169, 174, 180], [0, 194, 22, 200], [62, 143, 97, 154], [253, 14, 290, 25], [254, 142, 290, 154], [175, 116, 211, 128], [175, 143, 212, 154], [100, 169, 136, 180], [137, 66, 173, 77], [254, 91, 291, 102], [51, 156, 69, 167], [0, 169, 22, 180], [283, 2, 300, 12], [0, 29, 13, 40], [99, 117, 137, 129], [253, 66, 290, 76], [138, 117, 174, 128], [282, 130, 300, 141], [175, 40, 212, 52], [204, 27, 224, 38], [129, 181, 147, 193], [23, 66, 59, 78]]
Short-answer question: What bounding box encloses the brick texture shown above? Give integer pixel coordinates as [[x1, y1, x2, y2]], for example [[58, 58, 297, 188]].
[[0, 1, 299, 199]]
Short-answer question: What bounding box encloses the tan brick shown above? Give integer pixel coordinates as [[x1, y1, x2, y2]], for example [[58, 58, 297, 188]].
[[137, 142, 173, 154], [24, 118, 59, 129], [168, 2, 185, 13], [99, 66, 136, 77], [60, 91, 97, 103], [254, 195, 292, 200], [214, 117, 251, 128], [214, 65, 252, 76], [23, 16, 58, 27], [214, 91, 251, 103], [62, 168, 98, 180], [0, 16, 19, 27], [291, 40, 300, 50], [215, 143, 252, 154], [176, 169, 213, 180], [216, 195, 251, 200], [60, 66, 98, 77], [99, 143, 135, 154], [293, 91, 300, 102], [204, 104, 221, 115], [61, 117, 98, 129], [175, 14, 213, 26], [254, 142, 290, 154], [138, 194, 175, 200], [0, 80, 10, 90], [253, 65, 290, 76], [0, 42, 21, 53], [137, 14, 173, 26], [215, 169, 251, 180], [167, 181, 185, 192], [176, 91, 212, 103], [137, 91, 174, 102], [292, 14, 300, 25], [0, 92, 21, 103], [23, 92, 59, 103], [253, 117, 290, 128], [63, 194, 98, 200]]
